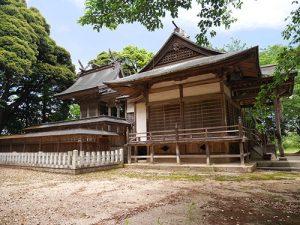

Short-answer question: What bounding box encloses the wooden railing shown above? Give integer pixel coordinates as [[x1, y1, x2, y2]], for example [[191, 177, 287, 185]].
[[128, 125, 247, 144]]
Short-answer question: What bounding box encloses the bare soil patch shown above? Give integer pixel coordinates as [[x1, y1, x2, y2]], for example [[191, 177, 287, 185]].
[[0, 167, 299, 225]]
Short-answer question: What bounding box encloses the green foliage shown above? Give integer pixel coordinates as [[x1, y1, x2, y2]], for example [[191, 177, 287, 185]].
[[79, 0, 243, 46], [253, 45, 300, 138], [259, 45, 285, 66], [283, 132, 300, 149], [68, 104, 80, 120], [282, 1, 300, 45], [89, 45, 154, 76], [220, 37, 247, 52], [0, 0, 76, 134]]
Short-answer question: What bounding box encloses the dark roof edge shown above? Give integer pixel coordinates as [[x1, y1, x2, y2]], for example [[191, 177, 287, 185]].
[[105, 46, 260, 87]]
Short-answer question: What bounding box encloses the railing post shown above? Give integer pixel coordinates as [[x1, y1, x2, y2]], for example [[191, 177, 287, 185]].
[[238, 116, 243, 138], [150, 145, 154, 164]]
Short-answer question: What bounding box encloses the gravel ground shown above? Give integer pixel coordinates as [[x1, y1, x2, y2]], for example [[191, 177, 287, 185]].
[[0, 167, 299, 225]]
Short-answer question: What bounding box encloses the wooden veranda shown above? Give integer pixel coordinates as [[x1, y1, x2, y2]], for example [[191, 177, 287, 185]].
[[126, 119, 258, 165]]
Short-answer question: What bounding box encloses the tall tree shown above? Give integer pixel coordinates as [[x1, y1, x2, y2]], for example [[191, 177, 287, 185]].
[[0, 0, 76, 134], [89, 45, 154, 75]]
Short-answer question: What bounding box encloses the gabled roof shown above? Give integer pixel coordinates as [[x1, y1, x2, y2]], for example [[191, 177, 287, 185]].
[[56, 64, 121, 99], [105, 47, 261, 96], [140, 31, 222, 72]]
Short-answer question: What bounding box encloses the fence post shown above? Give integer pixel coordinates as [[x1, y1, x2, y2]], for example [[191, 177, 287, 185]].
[[107, 151, 111, 164], [101, 151, 105, 164], [67, 151, 72, 168], [120, 148, 124, 163], [91, 152, 96, 166], [72, 150, 78, 169], [111, 150, 115, 163], [86, 152, 90, 167], [80, 151, 84, 167], [115, 149, 118, 163], [97, 151, 101, 165]]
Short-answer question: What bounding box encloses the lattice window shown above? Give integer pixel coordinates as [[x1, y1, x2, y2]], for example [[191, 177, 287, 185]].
[[149, 103, 180, 131], [184, 99, 223, 129], [157, 47, 199, 66]]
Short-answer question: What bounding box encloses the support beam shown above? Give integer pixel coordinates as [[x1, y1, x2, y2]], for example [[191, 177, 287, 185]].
[[127, 146, 131, 164], [205, 143, 210, 165], [175, 143, 180, 164], [239, 141, 245, 165], [134, 146, 138, 163], [274, 96, 284, 157], [150, 145, 154, 163]]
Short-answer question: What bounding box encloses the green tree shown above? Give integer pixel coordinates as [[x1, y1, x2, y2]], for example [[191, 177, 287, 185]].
[[68, 104, 80, 120], [89, 45, 154, 75], [220, 37, 247, 52], [79, 0, 243, 46], [259, 45, 286, 66], [0, 0, 76, 134]]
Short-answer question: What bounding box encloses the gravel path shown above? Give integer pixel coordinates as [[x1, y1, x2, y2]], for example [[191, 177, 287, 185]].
[[0, 167, 299, 225]]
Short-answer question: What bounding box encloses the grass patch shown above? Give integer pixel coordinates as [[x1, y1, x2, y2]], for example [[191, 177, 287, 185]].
[[214, 171, 300, 182], [121, 171, 207, 181], [285, 147, 300, 154]]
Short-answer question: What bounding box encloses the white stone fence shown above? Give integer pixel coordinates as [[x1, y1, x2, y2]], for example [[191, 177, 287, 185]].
[[0, 149, 123, 170]]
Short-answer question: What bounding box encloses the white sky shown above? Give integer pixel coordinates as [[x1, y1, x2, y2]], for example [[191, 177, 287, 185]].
[[178, 0, 296, 31]]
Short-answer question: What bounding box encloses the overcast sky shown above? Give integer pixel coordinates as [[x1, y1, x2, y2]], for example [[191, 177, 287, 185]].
[[27, 0, 296, 71]]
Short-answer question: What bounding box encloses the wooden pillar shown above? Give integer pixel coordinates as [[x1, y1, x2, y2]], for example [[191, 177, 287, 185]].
[[176, 143, 180, 164], [150, 145, 154, 163], [134, 146, 138, 163], [239, 141, 245, 165], [127, 146, 131, 164], [205, 143, 210, 165], [274, 96, 284, 157]]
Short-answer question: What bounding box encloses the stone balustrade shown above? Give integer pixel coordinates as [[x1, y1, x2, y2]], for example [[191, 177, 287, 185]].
[[0, 149, 124, 170]]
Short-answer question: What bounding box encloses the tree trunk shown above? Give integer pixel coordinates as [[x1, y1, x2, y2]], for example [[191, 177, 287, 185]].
[[0, 107, 5, 134], [274, 96, 284, 157]]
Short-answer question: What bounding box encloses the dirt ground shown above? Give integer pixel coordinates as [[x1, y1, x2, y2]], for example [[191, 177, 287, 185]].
[[0, 167, 299, 225]]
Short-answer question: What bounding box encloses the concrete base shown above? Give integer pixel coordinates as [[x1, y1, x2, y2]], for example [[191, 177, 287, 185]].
[[0, 164, 123, 175], [125, 163, 256, 173], [257, 160, 300, 171]]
